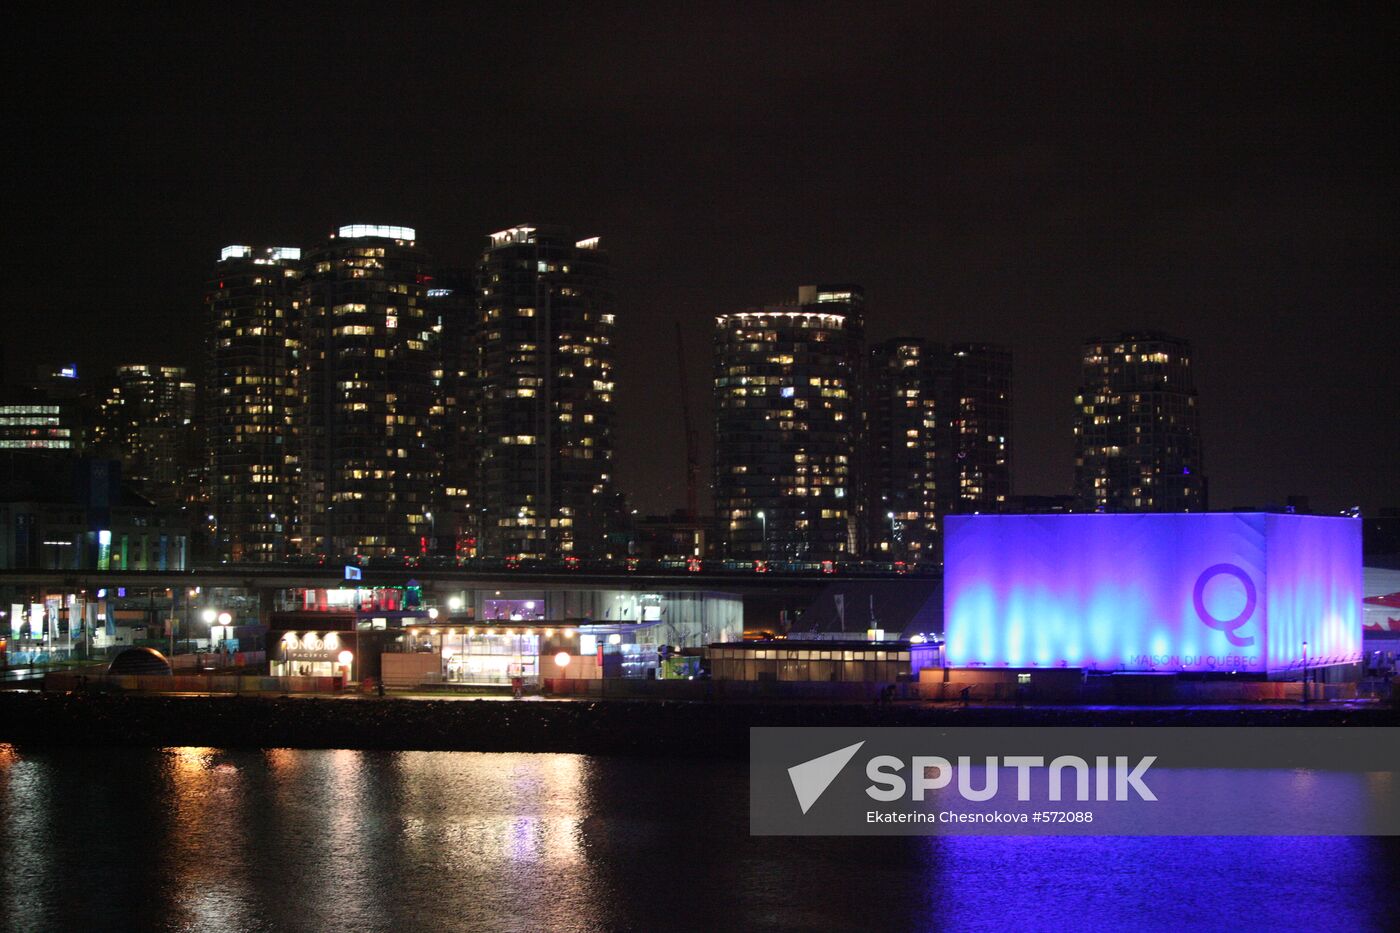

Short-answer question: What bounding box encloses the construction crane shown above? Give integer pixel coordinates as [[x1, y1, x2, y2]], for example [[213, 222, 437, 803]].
[[675, 321, 700, 521]]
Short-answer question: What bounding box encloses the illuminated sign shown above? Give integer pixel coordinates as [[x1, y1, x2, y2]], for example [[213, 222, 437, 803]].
[[283, 648, 340, 663], [944, 513, 1361, 674], [338, 224, 415, 241], [426, 288, 454, 297], [344, 565, 362, 581], [97, 530, 111, 572]]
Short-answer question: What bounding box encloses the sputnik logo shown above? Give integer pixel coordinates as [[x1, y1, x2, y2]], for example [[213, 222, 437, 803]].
[[1193, 563, 1258, 647], [788, 741, 865, 814]]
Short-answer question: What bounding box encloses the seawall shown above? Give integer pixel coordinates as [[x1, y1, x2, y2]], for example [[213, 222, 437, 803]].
[[2, 693, 1395, 758]]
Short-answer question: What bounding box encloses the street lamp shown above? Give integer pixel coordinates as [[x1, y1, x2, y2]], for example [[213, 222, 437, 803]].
[[199, 609, 218, 668], [756, 511, 767, 554], [217, 612, 232, 658]]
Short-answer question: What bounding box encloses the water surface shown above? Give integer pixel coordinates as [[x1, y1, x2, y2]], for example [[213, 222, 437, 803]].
[[1, 746, 1396, 931]]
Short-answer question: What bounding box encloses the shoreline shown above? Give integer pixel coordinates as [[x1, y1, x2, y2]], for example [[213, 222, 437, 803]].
[[2, 692, 1395, 758]]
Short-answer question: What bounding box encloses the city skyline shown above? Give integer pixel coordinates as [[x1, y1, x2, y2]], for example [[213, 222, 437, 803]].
[[4, 5, 1395, 516], [3, 224, 1386, 526]]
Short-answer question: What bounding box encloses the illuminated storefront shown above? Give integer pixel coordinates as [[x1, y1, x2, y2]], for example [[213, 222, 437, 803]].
[[267, 610, 399, 683], [275, 629, 357, 679], [445, 631, 538, 684], [397, 624, 579, 686]]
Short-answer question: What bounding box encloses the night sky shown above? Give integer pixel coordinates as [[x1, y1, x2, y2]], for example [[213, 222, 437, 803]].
[[4, 4, 1396, 514]]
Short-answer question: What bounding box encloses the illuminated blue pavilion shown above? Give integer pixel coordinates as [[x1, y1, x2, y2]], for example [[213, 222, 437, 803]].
[[943, 513, 1362, 675]]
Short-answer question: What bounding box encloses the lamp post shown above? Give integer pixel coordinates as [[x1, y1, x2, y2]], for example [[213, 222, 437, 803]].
[[756, 511, 767, 556], [185, 589, 199, 655], [217, 612, 232, 663], [887, 511, 897, 561], [201, 609, 217, 671]]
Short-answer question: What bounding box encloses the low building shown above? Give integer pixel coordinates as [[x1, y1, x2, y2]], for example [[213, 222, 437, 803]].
[[269, 584, 745, 689], [0, 456, 190, 570], [707, 639, 940, 683]]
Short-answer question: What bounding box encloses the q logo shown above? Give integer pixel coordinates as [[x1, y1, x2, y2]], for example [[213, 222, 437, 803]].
[[1193, 563, 1257, 647]]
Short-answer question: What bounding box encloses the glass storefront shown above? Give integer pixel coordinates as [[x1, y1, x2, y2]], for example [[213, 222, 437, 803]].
[[438, 632, 541, 685]]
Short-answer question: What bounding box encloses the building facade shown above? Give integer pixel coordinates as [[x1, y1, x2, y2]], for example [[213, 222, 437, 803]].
[[865, 338, 940, 563], [938, 343, 1012, 515], [0, 388, 81, 455], [473, 225, 619, 558], [94, 364, 198, 506], [298, 225, 440, 559], [206, 245, 304, 561], [0, 457, 189, 571], [425, 267, 478, 558], [1073, 331, 1205, 512], [714, 285, 863, 561]]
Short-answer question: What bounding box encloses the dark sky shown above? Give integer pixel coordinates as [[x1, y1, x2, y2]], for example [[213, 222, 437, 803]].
[[4, 3, 1396, 514]]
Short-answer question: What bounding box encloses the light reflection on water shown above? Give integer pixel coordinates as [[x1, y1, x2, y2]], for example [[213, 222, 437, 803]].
[[1, 744, 1397, 932]]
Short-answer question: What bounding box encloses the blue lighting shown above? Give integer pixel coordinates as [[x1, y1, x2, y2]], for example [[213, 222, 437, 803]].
[[944, 513, 1361, 673]]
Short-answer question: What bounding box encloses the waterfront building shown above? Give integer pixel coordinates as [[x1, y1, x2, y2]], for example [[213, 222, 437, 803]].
[[473, 225, 619, 559], [707, 639, 938, 683], [298, 225, 439, 559], [865, 337, 940, 562], [273, 584, 741, 687], [714, 285, 864, 560], [1073, 331, 1205, 511], [206, 244, 304, 561], [425, 267, 477, 558]]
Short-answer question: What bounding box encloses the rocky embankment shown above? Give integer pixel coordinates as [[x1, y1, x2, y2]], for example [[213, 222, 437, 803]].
[[1, 692, 1395, 757]]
